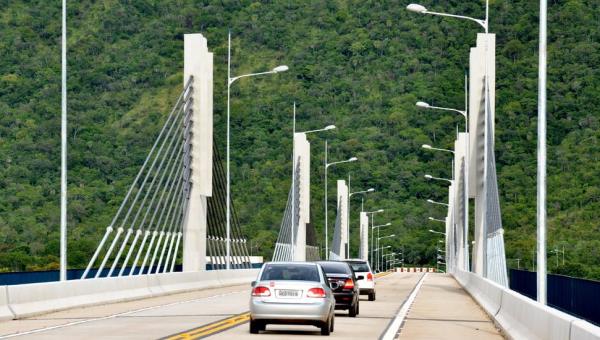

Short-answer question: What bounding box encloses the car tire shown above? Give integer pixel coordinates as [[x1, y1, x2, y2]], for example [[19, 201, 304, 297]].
[[249, 319, 262, 334], [349, 302, 358, 317], [320, 316, 331, 336], [329, 313, 335, 332], [368, 292, 376, 301]]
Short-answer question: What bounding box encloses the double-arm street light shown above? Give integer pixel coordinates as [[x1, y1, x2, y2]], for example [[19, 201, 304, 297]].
[[226, 32, 288, 270], [324, 146, 357, 259]]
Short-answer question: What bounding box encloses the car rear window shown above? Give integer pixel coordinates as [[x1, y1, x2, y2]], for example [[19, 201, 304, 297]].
[[260, 264, 320, 282], [346, 262, 370, 273], [317, 262, 352, 274]]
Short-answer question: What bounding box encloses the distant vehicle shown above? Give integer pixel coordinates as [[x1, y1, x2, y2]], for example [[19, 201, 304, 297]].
[[249, 262, 336, 335], [344, 259, 376, 301], [316, 261, 360, 317]]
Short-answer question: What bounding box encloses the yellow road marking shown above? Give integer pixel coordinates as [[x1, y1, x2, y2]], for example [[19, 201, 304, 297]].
[[164, 312, 250, 340], [375, 272, 392, 278]]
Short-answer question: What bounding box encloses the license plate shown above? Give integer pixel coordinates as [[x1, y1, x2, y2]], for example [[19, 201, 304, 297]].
[[276, 289, 301, 298]]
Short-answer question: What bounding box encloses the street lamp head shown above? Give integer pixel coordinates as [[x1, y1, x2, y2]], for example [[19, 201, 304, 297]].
[[407, 4, 428, 13], [272, 65, 289, 73], [324, 125, 336, 130], [427, 199, 434, 204], [389, 234, 396, 237], [416, 101, 430, 108], [422, 144, 432, 149], [424, 174, 433, 180], [378, 209, 384, 213], [384, 222, 391, 226], [428, 229, 436, 233], [367, 188, 375, 192], [348, 157, 358, 162]]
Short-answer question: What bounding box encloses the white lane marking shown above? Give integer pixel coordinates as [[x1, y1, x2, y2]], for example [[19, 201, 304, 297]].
[[380, 273, 428, 340], [0, 290, 246, 339]]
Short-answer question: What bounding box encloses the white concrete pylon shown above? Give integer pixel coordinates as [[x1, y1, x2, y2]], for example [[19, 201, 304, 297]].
[[359, 212, 368, 261], [454, 132, 469, 271], [469, 33, 495, 275], [337, 180, 349, 259], [182, 33, 213, 272], [293, 133, 311, 261]]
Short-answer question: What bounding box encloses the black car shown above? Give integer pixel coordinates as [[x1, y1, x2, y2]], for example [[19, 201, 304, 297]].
[[316, 261, 361, 317]]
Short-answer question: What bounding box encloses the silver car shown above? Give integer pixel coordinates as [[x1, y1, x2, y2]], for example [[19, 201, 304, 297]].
[[249, 262, 336, 335]]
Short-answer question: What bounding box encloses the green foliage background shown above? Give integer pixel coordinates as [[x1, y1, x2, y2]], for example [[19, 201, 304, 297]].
[[0, 0, 599, 279]]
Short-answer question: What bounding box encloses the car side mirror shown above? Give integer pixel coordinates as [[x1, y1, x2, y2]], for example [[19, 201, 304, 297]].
[[250, 281, 256, 287], [357, 275, 364, 281]]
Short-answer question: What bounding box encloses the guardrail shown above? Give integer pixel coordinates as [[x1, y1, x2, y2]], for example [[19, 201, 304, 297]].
[[0, 269, 258, 321], [453, 270, 600, 340]]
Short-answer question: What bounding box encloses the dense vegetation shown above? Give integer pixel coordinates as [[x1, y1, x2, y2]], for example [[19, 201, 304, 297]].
[[0, 0, 599, 280]]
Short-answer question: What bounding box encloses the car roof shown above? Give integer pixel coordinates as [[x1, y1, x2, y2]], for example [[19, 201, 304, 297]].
[[344, 259, 368, 263], [263, 261, 318, 266]]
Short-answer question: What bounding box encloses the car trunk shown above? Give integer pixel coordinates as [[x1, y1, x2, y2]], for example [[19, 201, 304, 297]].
[[255, 280, 323, 304], [325, 274, 351, 293]]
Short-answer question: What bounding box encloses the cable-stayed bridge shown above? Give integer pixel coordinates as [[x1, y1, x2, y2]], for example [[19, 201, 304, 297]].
[[1, 7, 600, 340]]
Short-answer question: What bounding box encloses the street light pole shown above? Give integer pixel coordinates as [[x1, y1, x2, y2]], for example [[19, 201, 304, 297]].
[[324, 140, 328, 259], [292, 103, 296, 261], [226, 32, 288, 269], [60, 0, 68, 281], [537, 0, 548, 305]]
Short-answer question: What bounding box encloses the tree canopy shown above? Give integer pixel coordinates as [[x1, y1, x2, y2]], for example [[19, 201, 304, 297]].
[[0, 0, 599, 280]]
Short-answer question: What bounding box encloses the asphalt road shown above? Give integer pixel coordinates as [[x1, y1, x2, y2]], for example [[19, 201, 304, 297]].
[[0, 272, 423, 339]]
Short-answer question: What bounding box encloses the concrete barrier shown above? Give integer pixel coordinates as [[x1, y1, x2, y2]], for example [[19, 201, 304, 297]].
[[496, 287, 575, 340], [8, 275, 152, 318], [156, 271, 220, 294], [453, 270, 600, 340], [5, 269, 259, 319], [216, 269, 259, 286], [462, 271, 503, 317], [0, 286, 15, 321], [571, 320, 600, 340]]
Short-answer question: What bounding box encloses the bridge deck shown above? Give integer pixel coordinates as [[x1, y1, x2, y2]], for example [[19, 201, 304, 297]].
[[0, 273, 503, 339]]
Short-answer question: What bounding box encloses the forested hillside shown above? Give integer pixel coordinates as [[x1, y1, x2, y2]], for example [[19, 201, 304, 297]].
[[0, 0, 599, 279]]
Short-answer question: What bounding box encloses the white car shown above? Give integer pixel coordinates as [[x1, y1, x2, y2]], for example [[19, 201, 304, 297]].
[[249, 262, 336, 335], [344, 260, 376, 301]]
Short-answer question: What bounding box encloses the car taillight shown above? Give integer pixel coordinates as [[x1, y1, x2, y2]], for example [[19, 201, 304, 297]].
[[367, 273, 374, 281], [307, 287, 326, 298], [343, 278, 354, 290], [252, 286, 271, 297]]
